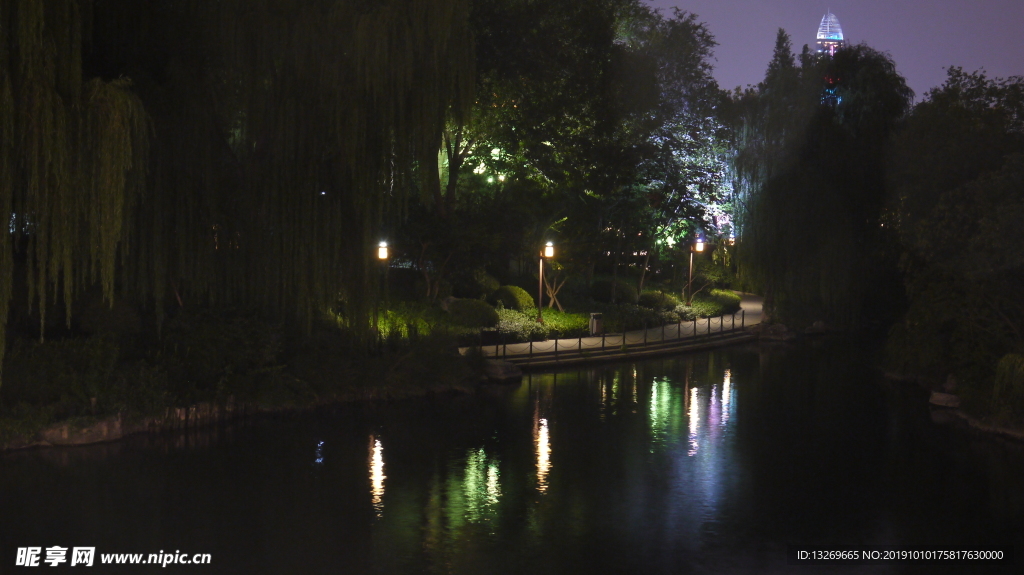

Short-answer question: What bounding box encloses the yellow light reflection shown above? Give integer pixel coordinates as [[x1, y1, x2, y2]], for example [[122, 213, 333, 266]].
[[370, 437, 385, 517], [536, 418, 551, 493], [688, 386, 699, 456]]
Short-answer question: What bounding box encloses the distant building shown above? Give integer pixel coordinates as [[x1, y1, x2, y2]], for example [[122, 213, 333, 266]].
[[816, 12, 844, 57]]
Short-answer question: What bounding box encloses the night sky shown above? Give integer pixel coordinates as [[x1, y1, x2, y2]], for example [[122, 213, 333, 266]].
[[646, 0, 1024, 100]]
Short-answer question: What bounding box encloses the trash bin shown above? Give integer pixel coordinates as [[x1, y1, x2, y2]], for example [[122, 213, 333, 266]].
[[589, 312, 604, 336]]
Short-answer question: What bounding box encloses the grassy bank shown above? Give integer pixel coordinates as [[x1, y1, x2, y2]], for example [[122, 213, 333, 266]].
[[0, 309, 483, 448]]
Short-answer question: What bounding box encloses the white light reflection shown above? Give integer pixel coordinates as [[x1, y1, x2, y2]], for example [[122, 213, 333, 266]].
[[722, 369, 732, 425], [370, 437, 385, 517], [687, 386, 699, 456], [486, 462, 501, 505], [314, 440, 325, 465], [536, 418, 551, 493]]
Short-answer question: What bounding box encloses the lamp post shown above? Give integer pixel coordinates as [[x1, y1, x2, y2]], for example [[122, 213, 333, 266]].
[[687, 239, 704, 305], [375, 241, 389, 342], [537, 242, 554, 323]]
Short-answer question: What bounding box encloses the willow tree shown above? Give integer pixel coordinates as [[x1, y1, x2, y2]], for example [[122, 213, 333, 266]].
[[0, 0, 475, 390], [737, 44, 912, 327], [0, 0, 149, 390], [115, 0, 475, 336]]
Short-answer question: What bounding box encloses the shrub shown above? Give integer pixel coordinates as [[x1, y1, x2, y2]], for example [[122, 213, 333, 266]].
[[590, 278, 638, 304], [686, 289, 742, 318], [2, 335, 120, 410], [452, 268, 501, 299], [674, 304, 697, 321], [638, 290, 680, 311], [994, 353, 1024, 413], [709, 289, 742, 314], [490, 285, 535, 311], [496, 308, 547, 342], [447, 299, 499, 328]]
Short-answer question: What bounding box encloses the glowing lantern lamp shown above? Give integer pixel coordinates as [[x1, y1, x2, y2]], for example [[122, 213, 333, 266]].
[[378, 241, 389, 260]]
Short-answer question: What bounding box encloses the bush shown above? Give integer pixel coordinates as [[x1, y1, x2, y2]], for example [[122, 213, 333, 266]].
[[447, 299, 499, 328], [2, 335, 120, 410], [638, 290, 680, 311], [590, 278, 638, 304], [709, 289, 742, 314], [490, 285, 535, 311], [157, 309, 284, 404], [685, 289, 742, 318], [452, 268, 501, 299], [674, 304, 697, 321], [496, 308, 547, 342], [994, 353, 1024, 413]]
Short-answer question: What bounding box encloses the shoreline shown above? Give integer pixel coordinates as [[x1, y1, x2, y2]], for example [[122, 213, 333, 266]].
[[883, 371, 1024, 444]]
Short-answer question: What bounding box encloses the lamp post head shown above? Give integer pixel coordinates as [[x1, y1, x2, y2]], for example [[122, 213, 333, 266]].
[[693, 240, 704, 253], [378, 241, 389, 260], [543, 242, 554, 258]]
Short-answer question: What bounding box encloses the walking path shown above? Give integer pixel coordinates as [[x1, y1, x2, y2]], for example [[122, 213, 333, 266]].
[[464, 293, 764, 370]]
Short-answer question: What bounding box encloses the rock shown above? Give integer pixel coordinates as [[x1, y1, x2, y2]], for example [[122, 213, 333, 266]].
[[440, 296, 458, 312], [929, 391, 961, 408], [804, 320, 828, 334], [483, 360, 522, 383], [942, 373, 958, 393]]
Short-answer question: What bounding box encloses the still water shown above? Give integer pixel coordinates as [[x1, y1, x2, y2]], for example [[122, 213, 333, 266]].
[[2, 339, 1023, 574]]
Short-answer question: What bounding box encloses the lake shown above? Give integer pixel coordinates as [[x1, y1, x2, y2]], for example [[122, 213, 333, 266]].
[[2, 338, 1022, 573]]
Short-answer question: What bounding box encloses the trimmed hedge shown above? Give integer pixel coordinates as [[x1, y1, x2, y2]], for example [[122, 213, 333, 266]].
[[490, 285, 535, 311], [685, 289, 742, 318], [447, 298, 499, 328], [638, 290, 680, 311], [590, 278, 638, 304]]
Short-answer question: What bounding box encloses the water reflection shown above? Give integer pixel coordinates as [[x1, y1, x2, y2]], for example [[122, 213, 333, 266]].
[[370, 436, 385, 517], [535, 415, 551, 494], [688, 385, 700, 456], [6, 346, 1022, 574], [463, 448, 501, 521], [649, 377, 684, 448], [722, 368, 732, 425]]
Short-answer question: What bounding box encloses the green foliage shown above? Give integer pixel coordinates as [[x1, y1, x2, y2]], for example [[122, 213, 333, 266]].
[[675, 290, 741, 319], [490, 285, 535, 311], [638, 290, 680, 311], [157, 309, 284, 404], [733, 44, 913, 328], [2, 336, 120, 412], [708, 289, 741, 314], [884, 69, 1024, 382], [446, 299, 499, 328], [993, 354, 1024, 411], [474, 269, 501, 298], [600, 304, 670, 332], [496, 308, 548, 343], [494, 308, 589, 342], [673, 304, 696, 321], [590, 278, 639, 304]]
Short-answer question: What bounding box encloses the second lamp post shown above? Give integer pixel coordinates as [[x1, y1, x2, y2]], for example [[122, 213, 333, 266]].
[[537, 242, 554, 323], [687, 239, 704, 305]]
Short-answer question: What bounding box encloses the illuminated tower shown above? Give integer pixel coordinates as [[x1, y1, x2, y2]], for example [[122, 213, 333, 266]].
[[816, 12, 844, 57]]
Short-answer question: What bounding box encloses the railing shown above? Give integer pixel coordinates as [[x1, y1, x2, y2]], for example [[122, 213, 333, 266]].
[[481, 309, 747, 363]]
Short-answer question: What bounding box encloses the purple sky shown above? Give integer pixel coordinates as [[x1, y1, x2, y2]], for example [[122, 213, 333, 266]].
[[646, 0, 1024, 100]]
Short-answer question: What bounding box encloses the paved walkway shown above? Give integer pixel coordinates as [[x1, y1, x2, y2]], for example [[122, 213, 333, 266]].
[[464, 293, 764, 365]]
